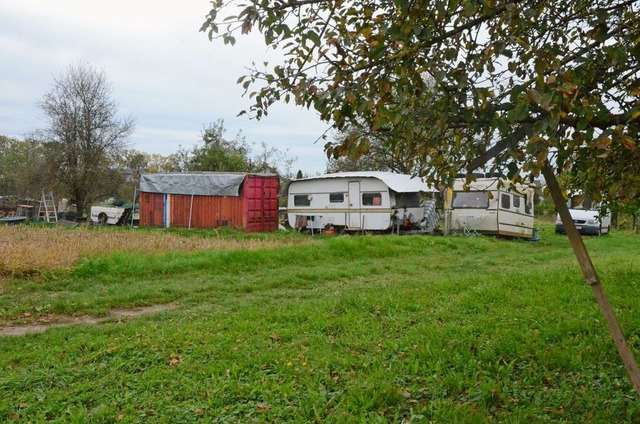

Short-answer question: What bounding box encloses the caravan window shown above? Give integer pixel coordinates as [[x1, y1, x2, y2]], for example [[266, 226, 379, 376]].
[[363, 192, 383, 206], [395, 192, 421, 208], [294, 195, 311, 206], [501, 193, 511, 209], [329, 193, 344, 203], [513, 196, 520, 209], [525, 195, 532, 215], [452, 191, 489, 208]]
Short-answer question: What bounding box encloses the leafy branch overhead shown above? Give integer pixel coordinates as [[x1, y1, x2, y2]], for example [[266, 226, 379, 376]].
[[202, 0, 640, 191]]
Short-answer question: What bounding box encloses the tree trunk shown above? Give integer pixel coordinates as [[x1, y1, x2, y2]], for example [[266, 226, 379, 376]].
[[542, 162, 640, 396]]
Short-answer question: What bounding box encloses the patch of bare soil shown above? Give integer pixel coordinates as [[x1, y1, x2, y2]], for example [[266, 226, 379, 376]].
[[0, 303, 178, 337]]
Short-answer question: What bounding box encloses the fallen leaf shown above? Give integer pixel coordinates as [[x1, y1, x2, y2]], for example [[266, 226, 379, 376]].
[[257, 403, 272, 412], [268, 333, 280, 342]]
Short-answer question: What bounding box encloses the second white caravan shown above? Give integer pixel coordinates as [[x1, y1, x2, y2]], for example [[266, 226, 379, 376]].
[[445, 176, 536, 238]]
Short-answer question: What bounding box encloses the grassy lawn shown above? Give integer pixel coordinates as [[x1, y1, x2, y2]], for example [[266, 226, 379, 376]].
[[1, 224, 639, 422]]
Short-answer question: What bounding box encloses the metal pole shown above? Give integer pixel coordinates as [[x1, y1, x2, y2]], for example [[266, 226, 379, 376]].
[[131, 188, 137, 227], [188, 194, 194, 229]]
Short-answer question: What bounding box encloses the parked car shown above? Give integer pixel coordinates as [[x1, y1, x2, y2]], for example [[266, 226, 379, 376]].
[[555, 195, 611, 236], [90, 204, 138, 226]]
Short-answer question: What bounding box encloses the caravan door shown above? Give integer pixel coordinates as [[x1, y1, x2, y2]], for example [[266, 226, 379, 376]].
[[348, 181, 361, 228]]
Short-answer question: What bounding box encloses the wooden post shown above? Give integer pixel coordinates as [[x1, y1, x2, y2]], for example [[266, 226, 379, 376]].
[[542, 162, 640, 396]]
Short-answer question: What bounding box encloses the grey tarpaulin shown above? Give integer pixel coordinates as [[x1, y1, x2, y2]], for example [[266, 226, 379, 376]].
[[139, 173, 250, 197]]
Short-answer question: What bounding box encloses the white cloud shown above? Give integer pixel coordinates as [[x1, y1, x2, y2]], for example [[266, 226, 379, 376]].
[[0, 0, 329, 174]]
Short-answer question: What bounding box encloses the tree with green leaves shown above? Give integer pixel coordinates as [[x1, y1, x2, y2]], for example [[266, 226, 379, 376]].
[[187, 120, 254, 172], [185, 119, 296, 175], [202, 0, 640, 394], [0, 135, 48, 200], [37, 61, 135, 215], [142, 152, 185, 174]]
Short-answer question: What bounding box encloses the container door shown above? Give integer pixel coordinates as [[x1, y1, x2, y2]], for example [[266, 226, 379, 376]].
[[348, 181, 361, 228], [242, 175, 279, 232]]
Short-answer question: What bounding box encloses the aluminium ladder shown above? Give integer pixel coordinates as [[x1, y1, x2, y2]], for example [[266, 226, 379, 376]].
[[38, 191, 58, 223]]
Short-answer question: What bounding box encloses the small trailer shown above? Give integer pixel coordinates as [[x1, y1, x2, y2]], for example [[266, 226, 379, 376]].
[[445, 177, 535, 238], [90, 205, 137, 226], [286, 172, 438, 233]]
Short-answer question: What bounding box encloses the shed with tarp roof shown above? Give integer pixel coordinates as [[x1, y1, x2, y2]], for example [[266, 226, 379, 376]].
[[138, 172, 279, 232]]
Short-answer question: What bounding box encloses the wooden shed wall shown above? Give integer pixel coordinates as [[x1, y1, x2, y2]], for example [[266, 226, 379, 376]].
[[139, 192, 164, 227]]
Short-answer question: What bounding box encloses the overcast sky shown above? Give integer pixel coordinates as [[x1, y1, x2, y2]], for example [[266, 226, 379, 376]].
[[0, 1, 331, 175]]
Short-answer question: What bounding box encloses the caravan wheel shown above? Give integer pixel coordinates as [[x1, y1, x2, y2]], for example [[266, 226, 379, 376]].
[[97, 212, 108, 225]]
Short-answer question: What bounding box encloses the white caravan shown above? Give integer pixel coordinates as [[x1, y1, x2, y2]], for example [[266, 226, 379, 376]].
[[286, 172, 438, 233], [445, 177, 535, 238]]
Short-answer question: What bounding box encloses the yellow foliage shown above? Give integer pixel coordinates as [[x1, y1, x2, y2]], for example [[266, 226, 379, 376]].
[[0, 226, 312, 276]]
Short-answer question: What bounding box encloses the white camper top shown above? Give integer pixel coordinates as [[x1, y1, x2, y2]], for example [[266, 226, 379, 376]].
[[293, 172, 435, 193]]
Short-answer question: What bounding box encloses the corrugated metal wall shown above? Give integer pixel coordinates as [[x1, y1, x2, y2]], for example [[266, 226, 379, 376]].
[[138, 174, 279, 232], [169, 194, 243, 228]]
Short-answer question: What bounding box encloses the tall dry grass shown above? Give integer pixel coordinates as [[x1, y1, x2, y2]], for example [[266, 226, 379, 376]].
[[0, 225, 311, 276]]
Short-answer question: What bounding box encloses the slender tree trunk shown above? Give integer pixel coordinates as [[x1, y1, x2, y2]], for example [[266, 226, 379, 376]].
[[542, 162, 640, 396]]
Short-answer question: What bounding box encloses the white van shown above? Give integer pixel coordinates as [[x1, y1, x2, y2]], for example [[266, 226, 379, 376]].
[[555, 195, 611, 236]]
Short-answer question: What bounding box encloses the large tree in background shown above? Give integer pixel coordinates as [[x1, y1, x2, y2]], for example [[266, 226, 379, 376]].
[[37, 61, 135, 215], [202, 0, 640, 393]]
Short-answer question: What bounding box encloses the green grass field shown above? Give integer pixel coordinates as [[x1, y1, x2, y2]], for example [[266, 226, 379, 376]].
[[1, 224, 639, 422]]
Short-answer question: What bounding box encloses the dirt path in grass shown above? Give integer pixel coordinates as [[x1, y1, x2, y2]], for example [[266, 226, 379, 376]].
[[0, 303, 178, 337]]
